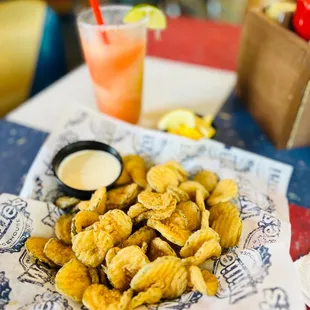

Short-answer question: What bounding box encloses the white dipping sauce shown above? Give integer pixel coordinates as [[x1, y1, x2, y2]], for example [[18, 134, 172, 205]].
[[57, 150, 121, 190]]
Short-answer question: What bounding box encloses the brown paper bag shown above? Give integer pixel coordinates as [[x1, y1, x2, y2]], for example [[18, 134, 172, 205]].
[[237, 9, 310, 149]]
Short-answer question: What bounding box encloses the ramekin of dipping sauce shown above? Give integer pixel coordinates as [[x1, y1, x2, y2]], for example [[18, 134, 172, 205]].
[[52, 141, 123, 199]]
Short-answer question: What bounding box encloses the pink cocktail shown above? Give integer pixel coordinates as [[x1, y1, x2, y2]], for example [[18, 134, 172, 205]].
[[77, 6, 147, 124]]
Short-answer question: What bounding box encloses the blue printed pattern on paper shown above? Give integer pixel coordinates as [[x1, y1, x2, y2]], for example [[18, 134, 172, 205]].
[[45, 160, 55, 176], [213, 245, 271, 304], [17, 250, 55, 287], [90, 119, 117, 144], [65, 110, 88, 128], [245, 214, 281, 249], [54, 130, 79, 154], [41, 203, 64, 228], [238, 176, 276, 220], [177, 144, 207, 165], [45, 188, 66, 203], [90, 119, 131, 145], [132, 134, 167, 166], [0, 272, 11, 310], [33, 176, 44, 201], [260, 287, 290, 310], [33, 177, 65, 202], [239, 195, 262, 219], [219, 152, 254, 173], [148, 291, 203, 310], [18, 289, 73, 310], [0, 198, 32, 254]]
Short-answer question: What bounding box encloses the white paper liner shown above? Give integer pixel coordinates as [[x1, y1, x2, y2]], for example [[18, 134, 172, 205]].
[[295, 252, 310, 307], [20, 107, 293, 201], [0, 107, 304, 309]]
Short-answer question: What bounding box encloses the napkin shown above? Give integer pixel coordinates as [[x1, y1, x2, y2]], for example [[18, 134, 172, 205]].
[[295, 252, 310, 307], [0, 193, 84, 309], [0, 186, 305, 309]]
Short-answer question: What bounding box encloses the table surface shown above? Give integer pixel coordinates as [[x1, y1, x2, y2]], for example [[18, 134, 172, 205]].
[[7, 57, 236, 132], [4, 16, 310, 265]]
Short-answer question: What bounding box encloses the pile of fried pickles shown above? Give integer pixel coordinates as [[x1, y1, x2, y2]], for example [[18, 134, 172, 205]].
[[25, 155, 242, 309]]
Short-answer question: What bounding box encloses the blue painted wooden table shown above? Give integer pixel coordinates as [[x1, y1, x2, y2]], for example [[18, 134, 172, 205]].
[[0, 120, 47, 195], [214, 94, 310, 209]]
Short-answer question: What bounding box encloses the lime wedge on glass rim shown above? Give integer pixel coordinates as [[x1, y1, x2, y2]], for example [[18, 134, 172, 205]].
[[123, 4, 167, 30]]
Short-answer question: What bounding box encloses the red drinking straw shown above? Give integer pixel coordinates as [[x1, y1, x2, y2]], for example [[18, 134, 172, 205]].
[[89, 0, 109, 44]]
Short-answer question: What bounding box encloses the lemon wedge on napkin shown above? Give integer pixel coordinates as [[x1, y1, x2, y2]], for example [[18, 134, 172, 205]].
[[158, 109, 216, 140], [168, 125, 204, 140], [158, 109, 196, 131]]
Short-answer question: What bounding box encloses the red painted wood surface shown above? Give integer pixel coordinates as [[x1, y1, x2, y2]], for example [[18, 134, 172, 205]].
[[289, 206, 310, 310], [147, 16, 242, 71], [290, 203, 310, 260]]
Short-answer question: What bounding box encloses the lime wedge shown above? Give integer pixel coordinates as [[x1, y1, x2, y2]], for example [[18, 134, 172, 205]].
[[123, 4, 167, 30]]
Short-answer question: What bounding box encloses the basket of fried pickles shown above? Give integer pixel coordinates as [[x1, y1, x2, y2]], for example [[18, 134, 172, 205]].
[[25, 155, 242, 309]]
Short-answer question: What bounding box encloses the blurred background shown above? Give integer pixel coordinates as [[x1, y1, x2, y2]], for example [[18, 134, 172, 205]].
[[54, 0, 284, 70], [0, 0, 294, 116]]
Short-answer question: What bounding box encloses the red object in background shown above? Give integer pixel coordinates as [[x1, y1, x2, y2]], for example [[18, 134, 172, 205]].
[[147, 17, 241, 71], [289, 204, 310, 261], [293, 0, 310, 41]]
